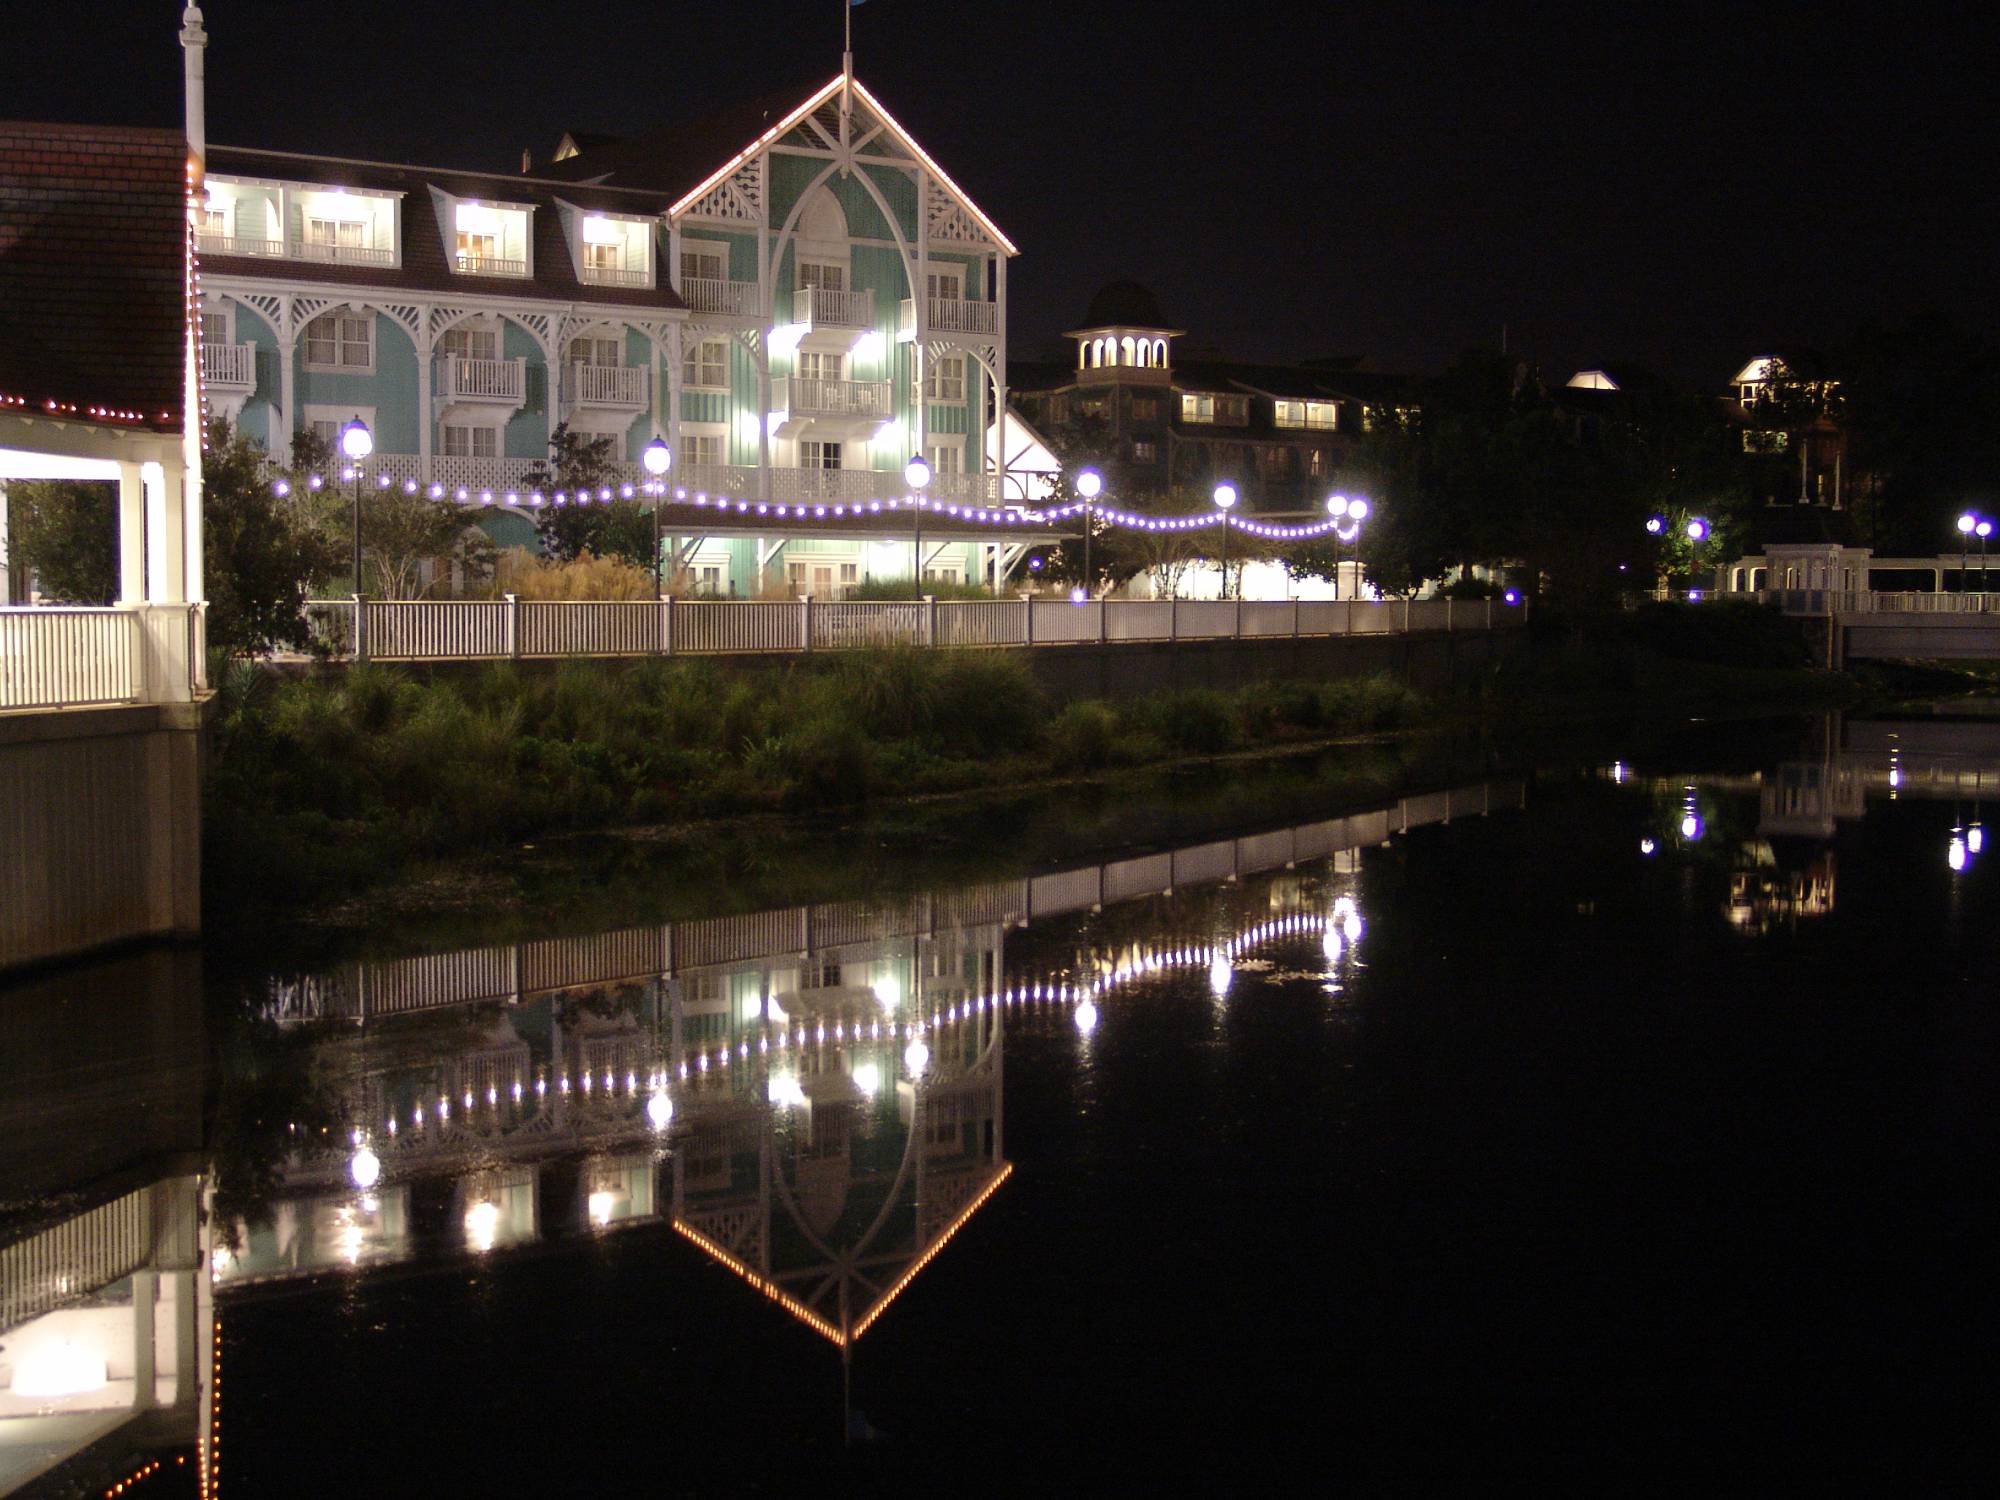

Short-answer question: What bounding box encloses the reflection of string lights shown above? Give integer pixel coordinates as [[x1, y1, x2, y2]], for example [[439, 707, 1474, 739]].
[[848, 1164, 1015, 1341]]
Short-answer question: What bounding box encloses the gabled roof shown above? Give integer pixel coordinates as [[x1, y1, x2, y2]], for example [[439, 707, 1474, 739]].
[[0, 121, 189, 432], [542, 76, 1018, 256], [199, 146, 686, 312]]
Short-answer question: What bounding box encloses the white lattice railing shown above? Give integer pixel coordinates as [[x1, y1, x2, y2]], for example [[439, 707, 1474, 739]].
[[0, 606, 141, 710], [1, 1186, 154, 1333], [898, 297, 999, 338], [669, 464, 1004, 506], [201, 341, 257, 389], [793, 286, 875, 329], [565, 362, 649, 408], [299, 595, 1525, 662], [774, 375, 893, 421], [682, 277, 759, 315], [436, 355, 526, 403]]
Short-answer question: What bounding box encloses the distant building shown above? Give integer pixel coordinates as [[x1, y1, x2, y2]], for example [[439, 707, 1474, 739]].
[[1727, 353, 1861, 509], [1010, 281, 1413, 513]]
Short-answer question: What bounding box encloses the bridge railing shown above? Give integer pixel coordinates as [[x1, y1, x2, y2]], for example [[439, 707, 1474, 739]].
[[298, 594, 1526, 663], [0, 604, 205, 711], [1718, 589, 2000, 617]]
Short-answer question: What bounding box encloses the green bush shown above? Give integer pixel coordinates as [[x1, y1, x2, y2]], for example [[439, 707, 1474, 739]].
[[1129, 689, 1240, 754], [1047, 700, 1120, 770]]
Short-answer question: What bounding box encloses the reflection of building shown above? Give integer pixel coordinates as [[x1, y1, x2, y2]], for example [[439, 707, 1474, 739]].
[[1726, 847, 1838, 935]]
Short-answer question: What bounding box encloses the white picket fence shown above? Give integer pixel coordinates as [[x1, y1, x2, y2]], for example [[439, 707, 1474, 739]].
[[302, 595, 1524, 663], [0, 607, 140, 710]]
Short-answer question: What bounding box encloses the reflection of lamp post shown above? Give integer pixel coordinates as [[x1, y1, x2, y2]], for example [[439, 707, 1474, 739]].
[[1213, 483, 1237, 598], [642, 436, 672, 595], [1075, 467, 1103, 599], [1685, 516, 1710, 598], [905, 455, 932, 594], [1957, 512, 1976, 592], [340, 416, 373, 594]]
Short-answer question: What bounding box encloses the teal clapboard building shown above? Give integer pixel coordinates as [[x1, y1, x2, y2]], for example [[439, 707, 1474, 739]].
[[194, 67, 1043, 596]]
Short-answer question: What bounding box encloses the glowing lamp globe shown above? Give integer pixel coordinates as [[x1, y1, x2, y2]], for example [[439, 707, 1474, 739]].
[[1958, 513, 1978, 535], [1645, 516, 1666, 535], [646, 1091, 673, 1131], [872, 975, 902, 1011], [339, 416, 373, 461], [1212, 484, 1237, 511], [1980, 521, 1994, 540], [904, 1037, 931, 1076], [1075, 468, 1103, 500], [1347, 498, 1370, 521], [1685, 518, 1709, 542], [349, 1146, 381, 1190], [904, 455, 932, 491], [1326, 494, 1350, 518], [641, 437, 672, 477], [1639, 837, 1656, 855]]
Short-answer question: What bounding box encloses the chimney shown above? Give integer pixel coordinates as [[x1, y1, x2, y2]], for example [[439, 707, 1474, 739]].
[[180, 4, 208, 161]]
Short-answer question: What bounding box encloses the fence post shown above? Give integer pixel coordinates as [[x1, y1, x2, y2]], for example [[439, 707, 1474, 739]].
[[1446, 599, 1455, 632], [1402, 597, 1411, 633], [1486, 598, 1494, 629], [1292, 599, 1301, 639], [352, 594, 368, 662], [925, 594, 937, 647], [1022, 592, 1034, 646], [505, 593, 521, 659], [1234, 597, 1243, 640], [801, 594, 813, 652], [1098, 597, 1108, 646], [661, 594, 674, 656], [1170, 598, 1179, 642]]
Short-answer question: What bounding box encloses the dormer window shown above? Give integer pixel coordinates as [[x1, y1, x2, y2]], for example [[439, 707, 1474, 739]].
[[574, 212, 653, 289], [288, 186, 398, 266], [450, 200, 531, 278]]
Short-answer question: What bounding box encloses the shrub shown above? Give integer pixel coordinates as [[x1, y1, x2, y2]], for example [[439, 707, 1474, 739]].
[[930, 652, 1047, 753], [1130, 689, 1240, 754], [1047, 700, 1120, 770]]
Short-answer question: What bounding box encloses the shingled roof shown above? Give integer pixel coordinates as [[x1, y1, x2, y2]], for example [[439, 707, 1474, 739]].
[[0, 121, 189, 433]]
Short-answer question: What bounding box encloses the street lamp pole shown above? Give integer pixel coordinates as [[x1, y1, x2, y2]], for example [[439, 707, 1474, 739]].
[[1979, 519, 1993, 594], [340, 415, 374, 595], [1957, 512, 1976, 593], [642, 436, 672, 595], [1685, 516, 1710, 598], [1075, 468, 1103, 599], [1213, 483, 1237, 599], [905, 455, 932, 595]]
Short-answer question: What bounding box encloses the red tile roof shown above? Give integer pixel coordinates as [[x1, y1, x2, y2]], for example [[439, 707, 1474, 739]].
[[0, 122, 190, 433]]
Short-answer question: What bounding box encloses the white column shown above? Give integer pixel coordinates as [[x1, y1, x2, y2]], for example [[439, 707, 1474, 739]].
[[416, 319, 434, 484], [277, 302, 297, 468], [118, 462, 146, 604], [914, 172, 930, 458], [664, 325, 682, 476], [755, 341, 771, 501], [142, 462, 183, 603]]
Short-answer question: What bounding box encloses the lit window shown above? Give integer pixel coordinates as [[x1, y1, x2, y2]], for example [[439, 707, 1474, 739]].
[[306, 217, 365, 252], [798, 351, 845, 383], [925, 442, 962, 476], [440, 326, 498, 362], [801, 440, 842, 470], [304, 311, 371, 369], [1133, 440, 1157, 463], [683, 338, 727, 389], [682, 246, 726, 282], [1182, 393, 1217, 423], [1274, 399, 1306, 428]]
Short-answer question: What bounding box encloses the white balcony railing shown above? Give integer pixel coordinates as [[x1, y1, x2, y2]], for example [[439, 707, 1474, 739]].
[[290, 238, 396, 267], [436, 355, 527, 404], [195, 230, 284, 258], [898, 296, 999, 339], [201, 341, 257, 390], [671, 464, 1008, 507], [0, 607, 140, 710], [772, 376, 893, 421], [456, 252, 528, 278], [682, 277, 759, 315], [564, 362, 649, 409], [579, 265, 652, 289], [793, 286, 875, 330]]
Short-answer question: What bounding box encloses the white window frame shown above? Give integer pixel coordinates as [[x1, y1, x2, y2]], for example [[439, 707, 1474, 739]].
[[1181, 392, 1217, 424], [679, 424, 726, 470], [920, 354, 966, 404], [800, 440, 843, 471], [798, 350, 846, 383], [924, 439, 963, 477], [568, 334, 622, 367], [680, 238, 730, 284], [199, 302, 234, 347], [303, 309, 374, 373], [439, 422, 501, 459], [683, 337, 728, 390], [926, 269, 963, 301], [1274, 399, 1306, 429], [438, 322, 500, 362], [305, 404, 377, 457], [306, 216, 367, 252], [796, 258, 847, 292]]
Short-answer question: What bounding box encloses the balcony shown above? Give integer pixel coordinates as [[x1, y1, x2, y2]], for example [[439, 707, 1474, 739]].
[[792, 286, 875, 333], [898, 296, 999, 340], [290, 237, 396, 268], [201, 341, 256, 394], [436, 355, 527, 405], [455, 251, 528, 278], [564, 362, 649, 411], [682, 276, 760, 316], [580, 265, 652, 290], [772, 376, 893, 423], [195, 230, 283, 259], [670, 463, 1006, 507]]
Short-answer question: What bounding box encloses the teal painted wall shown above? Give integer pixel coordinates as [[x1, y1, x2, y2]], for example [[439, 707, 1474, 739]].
[[228, 299, 280, 451], [499, 319, 548, 460], [292, 311, 419, 455]]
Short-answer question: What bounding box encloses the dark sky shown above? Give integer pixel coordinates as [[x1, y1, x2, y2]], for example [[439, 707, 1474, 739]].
[[9, 0, 1996, 381]]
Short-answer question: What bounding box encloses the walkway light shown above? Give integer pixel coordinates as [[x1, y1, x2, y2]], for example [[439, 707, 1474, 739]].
[[1075, 468, 1103, 499], [349, 1146, 381, 1189], [1347, 498, 1369, 521], [1214, 483, 1237, 599], [1075, 468, 1103, 594], [1212, 483, 1236, 511], [904, 455, 932, 491], [905, 455, 932, 592], [1639, 837, 1656, 855], [1645, 515, 1666, 535], [903, 1037, 930, 1076], [1685, 517, 1709, 542], [1327, 494, 1368, 598], [1326, 494, 1349, 518], [1957, 513, 1978, 534], [640, 438, 672, 594], [642, 436, 671, 476], [1957, 512, 1979, 591], [339, 416, 373, 460]]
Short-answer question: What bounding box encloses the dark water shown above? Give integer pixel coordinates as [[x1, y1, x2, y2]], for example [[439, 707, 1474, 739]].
[[4, 715, 1997, 1493]]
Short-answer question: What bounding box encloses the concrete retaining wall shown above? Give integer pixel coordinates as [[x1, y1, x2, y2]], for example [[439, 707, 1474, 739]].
[[0, 702, 204, 973]]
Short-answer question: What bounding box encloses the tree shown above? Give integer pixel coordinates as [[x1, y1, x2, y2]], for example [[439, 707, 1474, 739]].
[[202, 417, 345, 654], [353, 485, 496, 599], [3, 479, 115, 602], [526, 424, 654, 567]]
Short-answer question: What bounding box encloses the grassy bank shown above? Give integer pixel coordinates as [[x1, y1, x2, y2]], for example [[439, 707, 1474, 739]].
[[205, 649, 1424, 910]]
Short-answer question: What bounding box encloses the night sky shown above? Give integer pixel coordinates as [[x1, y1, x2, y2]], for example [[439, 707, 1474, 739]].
[[8, 1, 1995, 382]]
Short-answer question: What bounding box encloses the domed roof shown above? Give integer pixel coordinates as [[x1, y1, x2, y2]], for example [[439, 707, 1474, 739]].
[[1078, 279, 1172, 331]]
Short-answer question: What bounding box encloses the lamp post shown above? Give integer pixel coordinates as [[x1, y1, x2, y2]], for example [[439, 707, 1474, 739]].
[[1685, 516, 1710, 598], [642, 436, 672, 595], [1326, 495, 1348, 597], [1075, 467, 1103, 599], [1957, 512, 1976, 592], [340, 415, 373, 594], [1213, 483, 1237, 598], [905, 455, 932, 594], [1979, 519, 1994, 595]]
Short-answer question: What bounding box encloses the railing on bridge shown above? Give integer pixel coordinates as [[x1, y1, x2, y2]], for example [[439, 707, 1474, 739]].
[[0, 606, 140, 710], [300, 594, 1526, 663], [1719, 589, 2000, 617]]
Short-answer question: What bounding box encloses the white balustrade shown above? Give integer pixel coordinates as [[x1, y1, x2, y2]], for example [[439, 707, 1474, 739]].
[[201, 341, 257, 389], [774, 375, 893, 421], [290, 238, 395, 267], [195, 231, 284, 258], [579, 265, 652, 289], [935, 601, 1028, 646], [437, 355, 526, 403], [455, 252, 528, 278], [0, 607, 140, 710], [812, 601, 925, 649], [566, 362, 649, 409], [794, 285, 875, 329], [682, 277, 759, 315], [518, 602, 661, 656], [898, 296, 999, 338]]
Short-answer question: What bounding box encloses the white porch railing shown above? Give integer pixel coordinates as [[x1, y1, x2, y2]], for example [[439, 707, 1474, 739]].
[[455, 252, 528, 278], [290, 238, 396, 268], [682, 276, 759, 315], [0, 1186, 155, 1333], [0, 607, 139, 710], [669, 464, 1006, 506], [579, 265, 653, 289], [201, 340, 257, 390], [300, 595, 1526, 663], [565, 361, 649, 409], [793, 286, 875, 330], [898, 297, 999, 338], [436, 355, 527, 404], [773, 376, 894, 421], [195, 230, 284, 258]]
